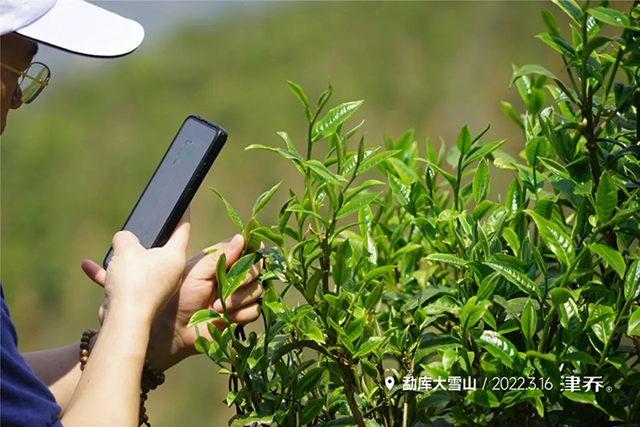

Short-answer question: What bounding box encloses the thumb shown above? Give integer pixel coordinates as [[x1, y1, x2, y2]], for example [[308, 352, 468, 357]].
[[166, 208, 191, 253], [187, 234, 244, 280], [81, 259, 106, 287]]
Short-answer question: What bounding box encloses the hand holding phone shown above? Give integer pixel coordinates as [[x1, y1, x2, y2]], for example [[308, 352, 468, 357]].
[[103, 115, 227, 268]]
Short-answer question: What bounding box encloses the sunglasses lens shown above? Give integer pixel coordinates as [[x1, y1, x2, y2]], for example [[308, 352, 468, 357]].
[[19, 63, 49, 104]]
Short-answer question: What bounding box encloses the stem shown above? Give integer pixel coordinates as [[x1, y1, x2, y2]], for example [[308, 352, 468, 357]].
[[339, 361, 366, 427]]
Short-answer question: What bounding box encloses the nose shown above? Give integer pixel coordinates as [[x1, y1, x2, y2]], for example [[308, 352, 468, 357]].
[[11, 86, 23, 109]]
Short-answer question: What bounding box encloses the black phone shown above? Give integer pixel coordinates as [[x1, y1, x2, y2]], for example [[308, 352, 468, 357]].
[[103, 115, 227, 268]]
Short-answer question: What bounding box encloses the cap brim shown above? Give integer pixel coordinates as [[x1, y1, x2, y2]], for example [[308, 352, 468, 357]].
[[15, 0, 144, 58]]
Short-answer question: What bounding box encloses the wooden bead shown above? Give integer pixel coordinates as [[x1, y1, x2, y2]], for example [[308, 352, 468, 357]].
[[81, 349, 89, 357], [80, 356, 88, 364]]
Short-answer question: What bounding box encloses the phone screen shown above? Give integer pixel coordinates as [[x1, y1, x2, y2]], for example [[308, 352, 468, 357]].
[[104, 117, 225, 267]]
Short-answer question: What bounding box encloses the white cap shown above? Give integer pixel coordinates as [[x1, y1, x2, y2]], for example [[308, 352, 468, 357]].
[[0, 0, 144, 57]]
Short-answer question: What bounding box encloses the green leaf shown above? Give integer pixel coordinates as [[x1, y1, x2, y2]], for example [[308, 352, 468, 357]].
[[388, 174, 410, 207], [542, 10, 560, 36], [563, 391, 596, 405], [252, 227, 285, 247], [527, 210, 575, 267], [589, 244, 626, 280], [539, 157, 571, 181], [501, 101, 524, 129], [473, 200, 497, 221], [387, 157, 420, 183], [210, 188, 244, 233], [596, 172, 617, 224], [365, 282, 384, 311], [473, 159, 490, 203], [296, 368, 324, 398], [624, 260, 640, 303], [466, 390, 500, 408], [223, 253, 257, 301], [485, 260, 541, 299], [300, 398, 324, 425], [536, 33, 576, 58], [277, 131, 302, 158], [525, 137, 547, 167], [345, 179, 384, 200], [583, 36, 613, 59], [215, 253, 228, 309], [589, 7, 638, 30], [463, 140, 505, 168], [512, 64, 558, 84], [552, 0, 583, 25], [358, 150, 400, 174], [426, 253, 467, 267], [188, 308, 222, 328], [628, 307, 640, 336], [305, 160, 345, 185], [337, 192, 381, 219], [353, 336, 385, 358], [287, 80, 312, 121], [363, 265, 396, 282], [245, 143, 303, 162], [312, 101, 363, 142], [522, 300, 537, 344], [475, 330, 519, 369], [456, 125, 472, 155], [252, 181, 282, 218]]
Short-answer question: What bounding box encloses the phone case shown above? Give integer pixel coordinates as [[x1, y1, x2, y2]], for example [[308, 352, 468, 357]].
[[103, 115, 228, 268]]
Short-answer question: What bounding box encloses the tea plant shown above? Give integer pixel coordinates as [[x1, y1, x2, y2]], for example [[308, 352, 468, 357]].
[[189, 1, 640, 425]]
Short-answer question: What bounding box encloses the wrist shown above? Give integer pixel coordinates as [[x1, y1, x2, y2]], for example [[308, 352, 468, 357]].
[[105, 300, 155, 327]]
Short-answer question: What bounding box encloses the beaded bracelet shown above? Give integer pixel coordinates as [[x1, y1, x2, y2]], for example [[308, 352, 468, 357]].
[[79, 329, 165, 427]]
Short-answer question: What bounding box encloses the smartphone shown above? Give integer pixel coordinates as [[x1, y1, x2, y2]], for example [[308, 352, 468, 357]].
[[103, 115, 227, 268]]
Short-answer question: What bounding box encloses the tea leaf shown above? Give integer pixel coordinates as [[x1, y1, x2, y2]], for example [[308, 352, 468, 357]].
[[473, 159, 490, 203], [589, 6, 639, 30], [628, 307, 640, 336], [305, 159, 345, 185], [596, 172, 617, 224], [188, 308, 222, 328], [512, 64, 558, 83], [473, 200, 497, 221], [522, 300, 537, 344], [589, 243, 626, 279], [624, 260, 640, 303], [223, 253, 257, 301], [252, 181, 282, 218], [353, 336, 385, 358], [388, 174, 410, 207], [527, 210, 575, 267], [312, 100, 363, 142], [475, 330, 519, 369], [287, 80, 312, 121], [210, 188, 244, 233], [552, 0, 583, 25], [525, 137, 548, 167], [337, 192, 381, 219], [427, 253, 467, 267], [457, 125, 472, 156], [486, 260, 541, 299]]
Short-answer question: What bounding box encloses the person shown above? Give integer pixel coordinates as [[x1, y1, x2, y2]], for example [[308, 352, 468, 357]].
[[0, 1, 264, 425]]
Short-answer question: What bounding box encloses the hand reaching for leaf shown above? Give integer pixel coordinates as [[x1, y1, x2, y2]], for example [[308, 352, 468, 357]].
[[81, 234, 263, 372]]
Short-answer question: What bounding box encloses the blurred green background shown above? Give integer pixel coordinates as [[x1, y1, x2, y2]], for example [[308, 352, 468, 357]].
[[2, 1, 567, 424]]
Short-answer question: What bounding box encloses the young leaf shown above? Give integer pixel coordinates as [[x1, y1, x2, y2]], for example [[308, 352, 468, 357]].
[[624, 260, 640, 303], [589, 244, 626, 280], [473, 159, 490, 203], [525, 137, 548, 167], [596, 172, 617, 224], [457, 125, 472, 156], [552, 0, 583, 25], [305, 160, 345, 185], [485, 260, 541, 300], [210, 188, 245, 233], [512, 64, 558, 84], [223, 253, 257, 302], [473, 200, 497, 221], [388, 174, 410, 207], [527, 210, 575, 267], [252, 181, 282, 218], [628, 307, 640, 336], [353, 336, 385, 358], [589, 7, 638, 30], [475, 330, 519, 369], [501, 101, 524, 129], [521, 300, 537, 345], [188, 308, 222, 328], [312, 101, 363, 142], [426, 253, 467, 267], [337, 192, 381, 219], [287, 80, 312, 122]]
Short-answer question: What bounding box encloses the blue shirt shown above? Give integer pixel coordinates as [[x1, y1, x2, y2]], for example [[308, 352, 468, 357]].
[[1, 284, 62, 426]]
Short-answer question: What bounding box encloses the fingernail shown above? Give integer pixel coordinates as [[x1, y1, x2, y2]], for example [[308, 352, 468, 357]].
[[213, 299, 222, 312]]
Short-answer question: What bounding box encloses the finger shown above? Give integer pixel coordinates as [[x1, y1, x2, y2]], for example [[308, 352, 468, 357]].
[[242, 262, 261, 287], [211, 303, 261, 331], [186, 234, 244, 281], [81, 259, 106, 287], [212, 280, 263, 312], [112, 230, 140, 252], [166, 208, 191, 253]]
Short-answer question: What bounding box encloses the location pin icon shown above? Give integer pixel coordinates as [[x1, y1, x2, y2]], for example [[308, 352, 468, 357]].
[[385, 376, 395, 390]]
